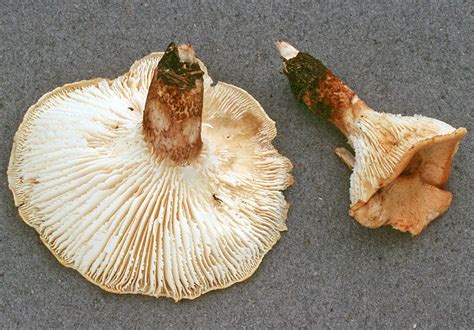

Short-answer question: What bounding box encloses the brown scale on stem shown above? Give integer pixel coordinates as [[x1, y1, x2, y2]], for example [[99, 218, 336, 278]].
[[143, 43, 204, 165]]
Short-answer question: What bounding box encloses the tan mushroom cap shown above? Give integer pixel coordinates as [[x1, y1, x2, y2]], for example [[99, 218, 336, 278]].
[[348, 111, 466, 234], [8, 51, 293, 300]]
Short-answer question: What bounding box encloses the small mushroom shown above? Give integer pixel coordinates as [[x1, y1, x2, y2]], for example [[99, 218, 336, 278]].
[[8, 43, 293, 300], [276, 41, 467, 235]]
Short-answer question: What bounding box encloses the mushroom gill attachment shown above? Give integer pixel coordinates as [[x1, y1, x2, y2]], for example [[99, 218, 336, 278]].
[[8, 44, 293, 300], [276, 41, 467, 235]]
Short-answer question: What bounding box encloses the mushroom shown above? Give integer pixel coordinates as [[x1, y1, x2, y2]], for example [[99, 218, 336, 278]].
[[276, 41, 467, 235], [8, 43, 293, 300]]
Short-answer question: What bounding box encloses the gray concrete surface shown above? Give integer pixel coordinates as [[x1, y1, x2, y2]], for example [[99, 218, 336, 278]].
[[1, 0, 472, 328]]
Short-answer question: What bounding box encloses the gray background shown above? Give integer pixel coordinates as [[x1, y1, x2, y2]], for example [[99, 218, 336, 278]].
[[1, 0, 472, 328]]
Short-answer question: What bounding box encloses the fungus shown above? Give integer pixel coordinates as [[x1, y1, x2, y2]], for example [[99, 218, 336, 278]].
[[276, 41, 466, 235], [8, 43, 293, 300]]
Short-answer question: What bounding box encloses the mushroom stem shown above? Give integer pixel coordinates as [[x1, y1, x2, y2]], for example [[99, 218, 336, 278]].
[[276, 41, 370, 136], [335, 147, 355, 169], [143, 43, 204, 165]]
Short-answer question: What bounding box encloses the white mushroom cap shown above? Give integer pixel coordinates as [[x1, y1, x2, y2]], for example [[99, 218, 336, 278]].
[[8, 51, 293, 300]]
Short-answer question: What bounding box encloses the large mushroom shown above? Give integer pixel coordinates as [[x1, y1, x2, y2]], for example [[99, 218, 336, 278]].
[[8, 43, 293, 300], [277, 41, 466, 235]]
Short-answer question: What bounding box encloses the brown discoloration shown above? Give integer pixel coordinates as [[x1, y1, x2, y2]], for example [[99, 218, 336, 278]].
[[283, 52, 369, 136], [312, 71, 356, 134], [212, 194, 223, 204], [143, 43, 204, 165]]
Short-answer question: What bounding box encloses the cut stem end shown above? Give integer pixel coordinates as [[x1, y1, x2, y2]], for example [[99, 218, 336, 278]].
[[275, 41, 299, 60]]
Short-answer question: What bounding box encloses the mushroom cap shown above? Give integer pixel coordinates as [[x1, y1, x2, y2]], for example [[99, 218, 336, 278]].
[[349, 110, 466, 234], [8, 52, 293, 300]]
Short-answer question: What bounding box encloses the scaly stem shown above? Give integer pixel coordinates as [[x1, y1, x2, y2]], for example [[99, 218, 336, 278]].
[[276, 41, 370, 136], [143, 43, 204, 165]]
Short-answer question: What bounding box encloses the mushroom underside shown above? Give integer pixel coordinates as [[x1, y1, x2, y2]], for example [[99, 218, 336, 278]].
[[8, 52, 293, 300]]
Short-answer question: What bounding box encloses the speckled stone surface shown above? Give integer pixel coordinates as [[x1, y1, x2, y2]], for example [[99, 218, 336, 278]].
[[0, 1, 472, 328]]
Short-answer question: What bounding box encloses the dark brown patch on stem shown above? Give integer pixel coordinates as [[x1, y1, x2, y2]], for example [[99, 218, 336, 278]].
[[283, 52, 367, 135]]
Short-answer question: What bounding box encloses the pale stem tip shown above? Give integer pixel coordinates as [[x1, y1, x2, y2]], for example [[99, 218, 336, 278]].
[[275, 41, 300, 60], [177, 44, 197, 64]]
